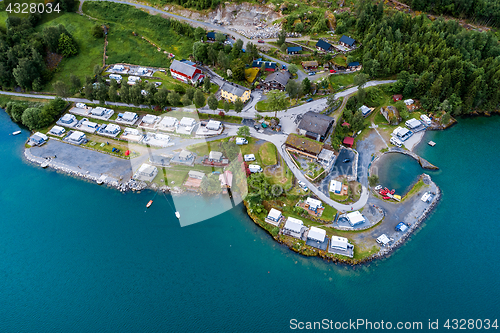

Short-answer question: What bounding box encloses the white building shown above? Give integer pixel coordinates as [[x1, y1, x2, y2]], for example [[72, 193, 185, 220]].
[[266, 208, 283, 224], [283, 217, 304, 236], [376, 234, 391, 246], [359, 105, 371, 116], [29, 132, 48, 146], [188, 170, 205, 180], [157, 117, 179, 132], [345, 211, 365, 226], [66, 131, 86, 145], [134, 163, 158, 181], [142, 133, 171, 147], [48, 125, 66, 136], [116, 112, 139, 125], [208, 151, 223, 162], [121, 127, 144, 143], [80, 120, 99, 133], [138, 114, 160, 129], [307, 226, 326, 242], [329, 180, 342, 194], [392, 126, 412, 141], [98, 123, 121, 137], [305, 197, 323, 211], [405, 118, 422, 130], [57, 114, 78, 127], [206, 120, 222, 131], [90, 107, 114, 119], [330, 236, 349, 251]]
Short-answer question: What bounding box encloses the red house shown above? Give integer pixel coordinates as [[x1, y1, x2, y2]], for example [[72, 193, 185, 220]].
[[343, 136, 354, 148], [392, 94, 403, 102], [170, 59, 204, 85]]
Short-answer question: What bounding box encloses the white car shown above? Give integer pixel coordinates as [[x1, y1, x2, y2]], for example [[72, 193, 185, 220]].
[[236, 137, 248, 145], [249, 164, 263, 173], [244, 154, 256, 162]]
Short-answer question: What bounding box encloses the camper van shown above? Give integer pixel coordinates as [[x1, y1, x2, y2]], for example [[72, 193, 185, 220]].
[[236, 137, 248, 145], [249, 164, 263, 173], [109, 74, 122, 83], [420, 114, 431, 126], [244, 154, 255, 162]]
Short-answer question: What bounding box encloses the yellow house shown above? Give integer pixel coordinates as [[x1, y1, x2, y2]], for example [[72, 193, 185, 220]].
[[220, 82, 251, 103]]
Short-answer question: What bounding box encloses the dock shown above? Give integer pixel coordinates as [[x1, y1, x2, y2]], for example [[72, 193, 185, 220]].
[[428, 141, 436, 147], [388, 147, 439, 170]]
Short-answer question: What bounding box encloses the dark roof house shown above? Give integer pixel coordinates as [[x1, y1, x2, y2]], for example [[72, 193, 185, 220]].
[[285, 133, 324, 158], [339, 35, 355, 47], [263, 71, 292, 91], [252, 60, 277, 71], [316, 39, 332, 51], [287, 46, 302, 54], [297, 111, 335, 142]]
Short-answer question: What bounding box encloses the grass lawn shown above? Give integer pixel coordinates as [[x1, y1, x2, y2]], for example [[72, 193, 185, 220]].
[[330, 192, 348, 201], [402, 178, 427, 201], [255, 98, 291, 112], [331, 54, 347, 67], [258, 142, 277, 166], [321, 205, 337, 220], [329, 73, 355, 88], [37, 13, 104, 92], [83, 133, 141, 158], [83, 1, 195, 62], [152, 164, 221, 187]]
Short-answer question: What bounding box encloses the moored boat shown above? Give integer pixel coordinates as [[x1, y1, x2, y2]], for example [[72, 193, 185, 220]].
[[175, 211, 180, 219], [12, 131, 21, 135], [146, 200, 153, 208]]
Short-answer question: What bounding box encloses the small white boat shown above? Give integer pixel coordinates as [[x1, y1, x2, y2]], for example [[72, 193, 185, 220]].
[[12, 131, 21, 135], [41, 158, 51, 168], [175, 211, 180, 219]]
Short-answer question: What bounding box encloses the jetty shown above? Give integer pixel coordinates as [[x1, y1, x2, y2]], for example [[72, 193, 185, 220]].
[[388, 147, 438, 170]]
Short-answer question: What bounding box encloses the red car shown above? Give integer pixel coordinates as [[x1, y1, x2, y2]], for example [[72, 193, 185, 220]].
[[258, 40, 264, 43], [330, 69, 336, 73]]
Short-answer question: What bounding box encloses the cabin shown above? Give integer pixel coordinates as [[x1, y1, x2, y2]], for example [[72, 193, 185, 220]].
[[285, 133, 324, 160], [297, 111, 334, 142], [169, 59, 204, 84], [287, 46, 302, 54], [176, 117, 197, 135], [263, 71, 291, 91], [347, 62, 361, 70], [282, 217, 305, 238], [301, 61, 319, 70], [330, 236, 349, 251], [329, 179, 342, 194], [208, 151, 223, 163], [98, 123, 121, 137], [57, 114, 78, 128], [178, 150, 193, 161], [48, 125, 66, 136], [184, 170, 205, 189], [265, 208, 283, 225], [345, 211, 365, 226], [305, 197, 323, 213], [392, 94, 403, 102], [359, 105, 372, 117], [316, 39, 332, 52], [138, 114, 160, 129], [339, 35, 355, 48], [134, 163, 158, 181], [29, 132, 48, 146], [307, 226, 326, 242], [343, 136, 354, 148], [220, 82, 251, 103], [405, 118, 423, 130], [158, 117, 179, 132], [66, 131, 86, 145], [116, 112, 139, 125], [392, 126, 413, 141], [206, 120, 222, 131]]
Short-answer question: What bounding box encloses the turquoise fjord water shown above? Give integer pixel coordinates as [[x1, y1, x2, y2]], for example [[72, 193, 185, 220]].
[[0, 111, 499, 332]]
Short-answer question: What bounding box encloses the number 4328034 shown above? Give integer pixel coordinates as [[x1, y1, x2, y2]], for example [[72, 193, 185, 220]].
[[6, 2, 60, 14]]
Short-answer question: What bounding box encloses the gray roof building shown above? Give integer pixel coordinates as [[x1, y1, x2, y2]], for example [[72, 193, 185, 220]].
[[297, 111, 335, 142], [263, 71, 291, 90], [220, 82, 249, 98]]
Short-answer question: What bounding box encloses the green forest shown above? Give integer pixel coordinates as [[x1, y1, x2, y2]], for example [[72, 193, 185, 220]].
[[402, 0, 500, 28], [352, 2, 500, 114]]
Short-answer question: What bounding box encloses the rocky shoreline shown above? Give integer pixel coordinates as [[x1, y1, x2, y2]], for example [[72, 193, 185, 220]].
[[244, 174, 441, 267], [23, 148, 183, 194]]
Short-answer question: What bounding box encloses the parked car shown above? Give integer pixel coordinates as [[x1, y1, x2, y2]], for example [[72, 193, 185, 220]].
[[306, 98, 313, 102], [254, 124, 260, 130], [343, 158, 350, 163], [308, 72, 316, 76], [330, 69, 336, 73], [282, 64, 287, 69], [258, 40, 264, 43]]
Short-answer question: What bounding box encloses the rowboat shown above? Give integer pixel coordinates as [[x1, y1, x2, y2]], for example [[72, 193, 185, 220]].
[[146, 200, 153, 208], [12, 131, 21, 135]]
